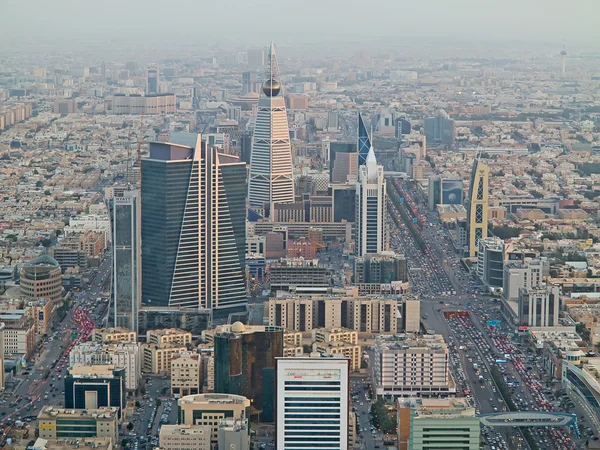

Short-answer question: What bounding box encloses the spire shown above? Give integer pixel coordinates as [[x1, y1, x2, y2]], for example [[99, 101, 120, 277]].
[[357, 112, 371, 168], [366, 146, 377, 165], [262, 43, 282, 98]]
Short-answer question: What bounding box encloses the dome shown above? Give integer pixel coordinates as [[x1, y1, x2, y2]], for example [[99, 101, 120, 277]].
[[262, 79, 281, 97], [231, 321, 246, 333]]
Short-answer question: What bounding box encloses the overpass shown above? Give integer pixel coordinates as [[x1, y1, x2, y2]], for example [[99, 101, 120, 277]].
[[478, 411, 579, 436]]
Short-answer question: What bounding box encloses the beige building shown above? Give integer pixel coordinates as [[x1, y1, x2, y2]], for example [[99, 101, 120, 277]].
[[373, 334, 454, 397], [178, 394, 250, 445], [312, 327, 358, 344], [30, 438, 113, 450], [25, 299, 54, 336], [142, 343, 186, 374], [110, 93, 176, 115], [171, 351, 201, 397], [159, 424, 211, 450], [147, 328, 192, 347], [37, 407, 118, 444], [403, 295, 421, 332], [92, 327, 137, 344], [312, 341, 361, 370], [20, 255, 62, 307]]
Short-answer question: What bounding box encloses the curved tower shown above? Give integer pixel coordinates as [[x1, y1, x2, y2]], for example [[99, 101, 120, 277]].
[[248, 43, 295, 209]]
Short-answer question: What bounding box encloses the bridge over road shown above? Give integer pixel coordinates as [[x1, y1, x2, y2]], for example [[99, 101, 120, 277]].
[[478, 411, 579, 436]]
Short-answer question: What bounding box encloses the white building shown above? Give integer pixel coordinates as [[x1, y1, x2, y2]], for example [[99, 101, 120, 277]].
[[373, 334, 454, 398], [518, 285, 560, 328], [248, 43, 295, 209], [355, 147, 387, 256], [69, 342, 141, 390], [276, 356, 349, 450]]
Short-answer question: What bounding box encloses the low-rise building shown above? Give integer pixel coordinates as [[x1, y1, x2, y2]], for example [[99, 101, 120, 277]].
[[171, 351, 201, 397], [142, 343, 186, 374], [218, 418, 250, 450], [2, 312, 35, 358], [147, 328, 192, 347], [159, 424, 212, 450], [92, 327, 137, 344], [30, 437, 113, 450], [37, 407, 118, 444], [312, 340, 361, 370]]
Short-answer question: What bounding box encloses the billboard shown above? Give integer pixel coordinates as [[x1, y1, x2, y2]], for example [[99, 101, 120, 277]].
[[441, 179, 464, 205]]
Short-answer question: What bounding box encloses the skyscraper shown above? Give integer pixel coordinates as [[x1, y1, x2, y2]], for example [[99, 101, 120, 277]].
[[141, 133, 247, 317], [146, 67, 159, 95], [357, 112, 371, 168], [109, 188, 141, 333], [424, 109, 455, 146], [276, 356, 349, 450], [466, 158, 489, 258], [355, 147, 387, 256], [248, 43, 295, 210]]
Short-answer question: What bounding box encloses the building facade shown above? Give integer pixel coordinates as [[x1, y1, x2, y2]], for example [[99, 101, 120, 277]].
[[171, 352, 201, 397], [65, 365, 126, 418], [477, 237, 504, 287], [159, 425, 211, 450], [466, 158, 489, 258], [37, 407, 118, 443], [141, 133, 247, 316], [518, 285, 560, 327], [20, 255, 62, 306]]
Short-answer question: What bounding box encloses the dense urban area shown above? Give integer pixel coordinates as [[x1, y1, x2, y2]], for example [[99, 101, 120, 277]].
[[0, 15, 600, 450]]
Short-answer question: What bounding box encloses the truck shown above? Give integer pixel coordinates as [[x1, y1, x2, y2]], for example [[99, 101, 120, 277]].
[[478, 375, 484, 383], [473, 363, 478, 370]]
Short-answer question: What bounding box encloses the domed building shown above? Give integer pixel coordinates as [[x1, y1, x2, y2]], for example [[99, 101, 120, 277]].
[[20, 255, 62, 306]]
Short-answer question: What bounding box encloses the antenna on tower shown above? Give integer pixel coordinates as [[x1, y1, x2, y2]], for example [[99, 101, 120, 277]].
[[560, 38, 567, 78]]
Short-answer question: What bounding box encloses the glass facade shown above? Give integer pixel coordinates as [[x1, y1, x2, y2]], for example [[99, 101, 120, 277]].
[[64, 372, 125, 418], [357, 113, 371, 168], [214, 328, 283, 422]]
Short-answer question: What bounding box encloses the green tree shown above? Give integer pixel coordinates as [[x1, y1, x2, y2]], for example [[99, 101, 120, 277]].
[[135, 401, 141, 408], [35, 180, 44, 188], [127, 422, 134, 431], [140, 387, 146, 396], [156, 398, 162, 407], [41, 238, 52, 247]]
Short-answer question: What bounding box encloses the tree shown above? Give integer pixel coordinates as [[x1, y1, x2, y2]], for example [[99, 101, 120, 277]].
[[127, 422, 134, 431], [35, 180, 44, 188], [121, 439, 129, 448], [156, 398, 162, 407], [41, 238, 52, 247], [135, 401, 141, 408], [140, 387, 146, 396]]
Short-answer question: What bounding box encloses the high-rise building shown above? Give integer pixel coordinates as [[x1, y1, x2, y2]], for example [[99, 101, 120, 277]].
[[108, 188, 141, 332], [428, 175, 463, 211], [242, 71, 260, 95], [328, 142, 357, 182], [147, 67, 159, 95], [276, 356, 349, 450], [476, 237, 504, 288], [20, 255, 62, 307], [213, 323, 283, 422], [354, 252, 408, 284], [355, 147, 387, 256], [247, 48, 265, 67], [141, 133, 247, 317], [466, 158, 489, 257], [424, 109, 455, 146], [357, 112, 371, 168], [65, 365, 126, 418], [248, 44, 294, 210], [518, 285, 560, 327]]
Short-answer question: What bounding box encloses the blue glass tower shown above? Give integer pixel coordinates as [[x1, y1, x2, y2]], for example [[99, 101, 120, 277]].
[[357, 112, 371, 168]]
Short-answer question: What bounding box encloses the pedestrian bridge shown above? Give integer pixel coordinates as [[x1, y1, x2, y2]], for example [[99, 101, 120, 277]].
[[478, 411, 577, 429]]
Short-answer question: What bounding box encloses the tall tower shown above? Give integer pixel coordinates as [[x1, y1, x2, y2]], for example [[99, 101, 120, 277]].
[[357, 112, 372, 168], [146, 67, 159, 95], [248, 43, 295, 210], [109, 188, 141, 333], [355, 146, 387, 256], [141, 133, 247, 317], [466, 157, 489, 258], [561, 42, 567, 78]]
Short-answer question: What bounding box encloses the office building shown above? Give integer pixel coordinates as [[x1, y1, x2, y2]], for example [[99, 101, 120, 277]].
[[248, 43, 295, 209], [0, 323, 4, 389], [92, 327, 137, 344], [328, 110, 340, 131], [69, 342, 141, 390], [267, 294, 400, 334], [109, 94, 175, 115], [108, 188, 141, 332], [373, 334, 454, 398], [171, 351, 201, 397], [424, 110, 455, 146], [159, 425, 211, 450], [397, 398, 480, 450], [395, 117, 411, 138], [213, 323, 283, 422], [51, 247, 87, 270], [146, 67, 159, 95], [141, 343, 186, 374], [20, 255, 62, 306], [65, 365, 126, 418], [178, 393, 250, 445], [355, 147, 387, 256], [53, 99, 78, 115], [518, 285, 560, 327], [25, 299, 53, 336], [428, 176, 464, 211], [138, 308, 211, 336], [331, 183, 356, 222], [354, 252, 407, 284], [276, 356, 349, 450], [141, 133, 247, 316], [357, 112, 372, 168], [503, 259, 546, 302], [466, 158, 489, 257], [268, 258, 332, 293], [37, 407, 118, 444], [2, 312, 35, 358], [476, 237, 504, 287], [242, 71, 260, 95], [218, 419, 250, 450], [332, 152, 357, 184]]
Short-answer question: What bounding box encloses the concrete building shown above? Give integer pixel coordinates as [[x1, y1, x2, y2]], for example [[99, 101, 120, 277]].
[[37, 407, 118, 444], [68, 342, 141, 390], [53, 99, 78, 115], [312, 341, 361, 370], [65, 365, 126, 418], [217, 418, 250, 450], [424, 109, 455, 146], [428, 175, 463, 211], [402, 295, 421, 332], [171, 351, 201, 397], [562, 354, 600, 437], [92, 327, 137, 344], [20, 255, 62, 307], [146, 67, 159, 95], [159, 424, 211, 450], [276, 356, 349, 450], [397, 398, 480, 450], [466, 159, 489, 258], [110, 93, 176, 115], [269, 258, 332, 293], [355, 147, 387, 256], [178, 393, 250, 445], [312, 327, 358, 345], [373, 334, 454, 398], [141, 343, 187, 374], [518, 285, 561, 327], [477, 237, 504, 287], [30, 438, 113, 450], [354, 252, 407, 284], [25, 299, 53, 336], [2, 313, 35, 358], [147, 328, 192, 347]]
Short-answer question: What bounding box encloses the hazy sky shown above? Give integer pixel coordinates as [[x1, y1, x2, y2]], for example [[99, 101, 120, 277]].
[[2, 0, 599, 48]]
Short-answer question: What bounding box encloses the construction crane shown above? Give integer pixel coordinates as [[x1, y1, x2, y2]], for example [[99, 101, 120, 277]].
[[137, 113, 144, 185]]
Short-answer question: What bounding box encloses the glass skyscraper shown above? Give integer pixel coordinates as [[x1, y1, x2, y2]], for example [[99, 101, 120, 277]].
[[357, 112, 371, 168], [141, 133, 247, 316]]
